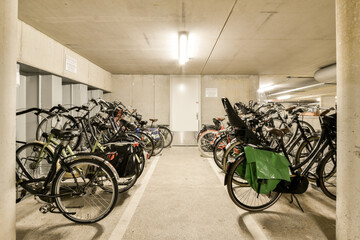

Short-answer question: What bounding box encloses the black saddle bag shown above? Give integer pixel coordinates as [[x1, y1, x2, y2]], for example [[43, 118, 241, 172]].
[[106, 144, 138, 177]]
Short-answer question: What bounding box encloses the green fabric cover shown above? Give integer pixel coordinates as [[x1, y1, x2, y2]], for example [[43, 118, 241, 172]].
[[236, 146, 291, 194]]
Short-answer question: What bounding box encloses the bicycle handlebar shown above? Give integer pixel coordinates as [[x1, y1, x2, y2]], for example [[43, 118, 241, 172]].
[[16, 108, 54, 116], [320, 107, 335, 116]]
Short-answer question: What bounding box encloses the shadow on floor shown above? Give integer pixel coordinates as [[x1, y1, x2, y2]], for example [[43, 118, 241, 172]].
[[17, 222, 104, 240]]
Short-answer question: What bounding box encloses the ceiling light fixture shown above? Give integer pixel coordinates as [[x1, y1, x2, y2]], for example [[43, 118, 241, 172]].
[[179, 31, 189, 65], [268, 83, 324, 96], [257, 85, 275, 93], [277, 95, 291, 100]]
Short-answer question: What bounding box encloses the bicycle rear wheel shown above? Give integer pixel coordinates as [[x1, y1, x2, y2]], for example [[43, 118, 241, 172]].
[[151, 131, 164, 156], [198, 130, 218, 158], [159, 126, 173, 148], [226, 156, 281, 211], [52, 157, 118, 223]]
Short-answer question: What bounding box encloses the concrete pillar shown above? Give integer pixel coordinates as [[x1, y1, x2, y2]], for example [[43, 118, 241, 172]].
[[40, 75, 62, 109], [62, 84, 72, 107], [88, 89, 103, 100], [16, 72, 27, 145], [320, 95, 336, 108], [72, 84, 88, 106], [336, 0, 360, 239], [25, 75, 39, 142], [0, 0, 18, 239]]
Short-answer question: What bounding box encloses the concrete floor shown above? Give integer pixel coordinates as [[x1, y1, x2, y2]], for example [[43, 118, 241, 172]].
[[16, 147, 336, 240]]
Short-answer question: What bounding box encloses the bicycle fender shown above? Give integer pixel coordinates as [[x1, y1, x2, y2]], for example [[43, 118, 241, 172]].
[[33, 140, 55, 154], [223, 152, 245, 186], [65, 154, 120, 181]]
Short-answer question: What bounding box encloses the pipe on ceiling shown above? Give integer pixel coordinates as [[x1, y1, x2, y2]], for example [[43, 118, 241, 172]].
[[314, 64, 336, 83]]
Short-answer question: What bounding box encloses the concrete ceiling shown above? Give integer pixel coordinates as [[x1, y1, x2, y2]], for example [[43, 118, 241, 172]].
[[18, 0, 336, 76]]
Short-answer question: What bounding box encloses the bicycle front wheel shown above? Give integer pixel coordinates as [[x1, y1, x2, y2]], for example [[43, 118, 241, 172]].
[[52, 157, 118, 223], [317, 150, 336, 200], [226, 156, 281, 211]]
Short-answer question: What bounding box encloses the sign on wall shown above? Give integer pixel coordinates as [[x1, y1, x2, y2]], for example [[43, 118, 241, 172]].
[[65, 55, 78, 74], [205, 88, 218, 98]]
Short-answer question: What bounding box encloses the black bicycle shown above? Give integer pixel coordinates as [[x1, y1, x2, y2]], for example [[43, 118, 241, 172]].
[[222, 98, 336, 211]]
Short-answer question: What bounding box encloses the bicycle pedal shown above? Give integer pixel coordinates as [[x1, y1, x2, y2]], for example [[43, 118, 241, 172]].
[[39, 203, 55, 214]]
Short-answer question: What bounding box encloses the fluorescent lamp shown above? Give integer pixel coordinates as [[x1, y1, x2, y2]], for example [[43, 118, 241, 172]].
[[277, 95, 291, 100], [179, 32, 189, 65], [257, 85, 275, 93], [268, 83, 324, 96]]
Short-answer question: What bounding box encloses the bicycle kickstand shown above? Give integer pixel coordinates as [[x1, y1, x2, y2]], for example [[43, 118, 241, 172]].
[[290, 194, 305, 213]]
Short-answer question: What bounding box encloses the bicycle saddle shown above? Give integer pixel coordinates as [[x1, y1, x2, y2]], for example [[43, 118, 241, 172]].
[[140, 120, 148, 126], [263, 127, 285, 137], [286, 106, 296, 113], [149, 118, 158, 122], [215, 117, 225, 121], [51, 128, 80, 140]]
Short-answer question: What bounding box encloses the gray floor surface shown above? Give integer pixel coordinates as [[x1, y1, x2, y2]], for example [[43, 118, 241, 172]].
[[16, 147, 336, 240]]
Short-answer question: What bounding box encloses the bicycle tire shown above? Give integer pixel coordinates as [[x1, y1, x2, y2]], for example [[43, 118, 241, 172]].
[[226, 156, 282, 211], [36, 115, 82, 151], [152, 132, 165, 156], [222, 140, 243, 172], [131, 131, 154, 158], [196, 125, 217, 142], [293, 135, 320, 169], [317, 150, 336, 200], [198, 130, 218, 158], [213, 134, 230, 169], [52, 157, 118, 223], [159, 126, 173, 148], [16, 142, 54, 181]]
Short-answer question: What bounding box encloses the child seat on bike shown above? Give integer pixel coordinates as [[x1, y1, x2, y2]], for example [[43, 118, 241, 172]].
[[221, 97, 260, 145]]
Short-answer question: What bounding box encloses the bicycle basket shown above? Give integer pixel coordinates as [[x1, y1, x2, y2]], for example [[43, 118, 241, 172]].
[[322, 113, 336, 138]]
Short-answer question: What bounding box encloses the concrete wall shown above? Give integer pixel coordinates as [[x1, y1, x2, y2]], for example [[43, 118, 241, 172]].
[[320, 95, 336, 108], [201, 75, 259, 124], [17, 20, 112, 92], [111, 75, 170, 125], [110, 74, 259, 125]]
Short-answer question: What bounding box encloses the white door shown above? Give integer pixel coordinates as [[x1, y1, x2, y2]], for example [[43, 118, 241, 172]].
[[170, 75, 200, 132]]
